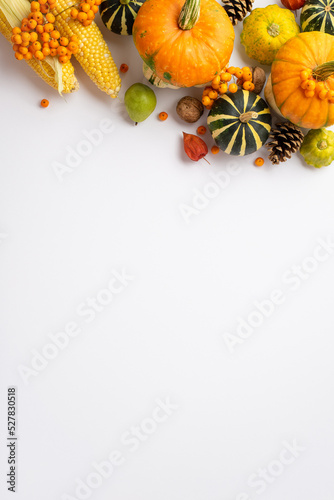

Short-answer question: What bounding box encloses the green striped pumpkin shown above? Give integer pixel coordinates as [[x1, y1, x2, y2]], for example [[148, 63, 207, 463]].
[[301, 0, 334, 34], [207, 90, 272, 156], [99, 0, 145, 35]]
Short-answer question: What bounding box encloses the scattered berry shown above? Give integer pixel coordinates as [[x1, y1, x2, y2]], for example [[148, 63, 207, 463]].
[[41, 99, 49, 108], [197, 125, 207, 135], [120, 63, 129, 73], [158, 111, 168, 121], [254, 157, 264, 167], [211, 145, 220, 154]]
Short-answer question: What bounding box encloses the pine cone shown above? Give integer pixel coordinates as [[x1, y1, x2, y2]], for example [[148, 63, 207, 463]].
[[222, 0, 254, 25], [266, 122, 304, 165]]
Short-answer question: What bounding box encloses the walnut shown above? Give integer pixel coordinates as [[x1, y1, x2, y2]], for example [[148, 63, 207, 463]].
[[251, 67, 266, 95], [176, 96, 204, 123]]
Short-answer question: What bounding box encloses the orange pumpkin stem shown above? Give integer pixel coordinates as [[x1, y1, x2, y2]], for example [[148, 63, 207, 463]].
[[178, 0, 200, 30], [312, 61, 334, 81]]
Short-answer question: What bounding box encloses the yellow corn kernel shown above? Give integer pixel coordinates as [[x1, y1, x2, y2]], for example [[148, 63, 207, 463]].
[[0, 5, 78, 94], [50, 0, 121, 97]]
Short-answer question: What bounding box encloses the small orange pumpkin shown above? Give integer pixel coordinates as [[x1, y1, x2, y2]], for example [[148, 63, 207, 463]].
[[132, 0, 235, 88], [271, 31, 334, 129]]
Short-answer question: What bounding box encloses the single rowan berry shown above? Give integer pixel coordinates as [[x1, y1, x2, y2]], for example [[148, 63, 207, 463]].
[[120, 63, 129, 73], [254, 157, 264, 167], [228, 83, 238, 93]]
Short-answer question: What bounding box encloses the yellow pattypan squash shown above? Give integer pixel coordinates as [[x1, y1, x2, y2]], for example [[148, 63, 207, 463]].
[[240, 4, 300, 65]]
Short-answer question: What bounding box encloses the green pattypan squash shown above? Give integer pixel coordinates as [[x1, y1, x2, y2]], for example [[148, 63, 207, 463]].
[[300, 128, 334, 168]]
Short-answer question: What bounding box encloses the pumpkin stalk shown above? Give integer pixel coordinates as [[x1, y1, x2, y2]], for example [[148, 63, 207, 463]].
[[178, 0, 200, 30], [120, 0, 131, 4], [318, 140, 328, 150], [239, 111, 258, 123], [312, 61, 334, 81], [267, 22, 280, 37]]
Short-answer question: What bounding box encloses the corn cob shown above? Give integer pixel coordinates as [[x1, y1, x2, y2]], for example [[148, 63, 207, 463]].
[[0, 1, 78, 93], [50, 1, 121, 97]]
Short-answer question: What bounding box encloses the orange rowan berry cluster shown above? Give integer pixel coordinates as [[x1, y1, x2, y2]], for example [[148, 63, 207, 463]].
[[11, 0, 79, 63], [202, 66, 255, 110], [299, 69, 334, 102], [70, 0, 101, 26]]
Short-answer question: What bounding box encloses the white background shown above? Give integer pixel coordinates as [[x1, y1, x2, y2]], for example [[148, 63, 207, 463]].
[[1, 1, 334, 499]]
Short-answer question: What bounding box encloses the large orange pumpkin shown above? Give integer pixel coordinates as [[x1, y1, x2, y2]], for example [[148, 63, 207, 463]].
[[271, 32, 334, 129], [132, 0, 235, 88]]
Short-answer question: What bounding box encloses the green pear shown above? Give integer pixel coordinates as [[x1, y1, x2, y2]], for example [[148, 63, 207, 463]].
[[124, 83, 157, 124]]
